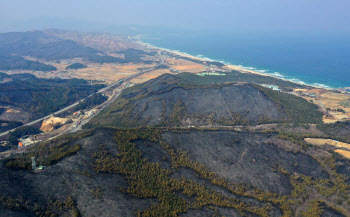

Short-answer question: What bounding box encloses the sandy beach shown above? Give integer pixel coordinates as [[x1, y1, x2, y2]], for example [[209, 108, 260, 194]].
[[137, 40, 335, 91]]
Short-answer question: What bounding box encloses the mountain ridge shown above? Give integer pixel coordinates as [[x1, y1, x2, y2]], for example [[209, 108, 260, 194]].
[[86, 73, 322, 129]]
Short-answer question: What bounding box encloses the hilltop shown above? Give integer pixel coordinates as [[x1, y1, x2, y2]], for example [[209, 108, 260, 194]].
[[86, 73, 323, 128]]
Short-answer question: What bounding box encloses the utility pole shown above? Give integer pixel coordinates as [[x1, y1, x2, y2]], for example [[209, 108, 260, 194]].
[[31, 157, 36, 171]]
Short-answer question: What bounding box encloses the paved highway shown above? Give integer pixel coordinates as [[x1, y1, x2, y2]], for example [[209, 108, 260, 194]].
[[0, 65, 157, 138]]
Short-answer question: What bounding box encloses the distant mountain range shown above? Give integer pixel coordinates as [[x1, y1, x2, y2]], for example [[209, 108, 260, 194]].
[[0, 29, 142, 71]]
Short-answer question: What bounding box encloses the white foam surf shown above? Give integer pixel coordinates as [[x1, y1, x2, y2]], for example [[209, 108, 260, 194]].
[[137, 38, 336, 90]]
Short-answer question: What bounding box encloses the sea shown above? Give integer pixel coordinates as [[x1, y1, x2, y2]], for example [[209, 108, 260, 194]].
[[140, 31, 350, 89]]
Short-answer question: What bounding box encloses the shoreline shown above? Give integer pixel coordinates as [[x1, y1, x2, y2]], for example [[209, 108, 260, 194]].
[[136, 40, 338, 91]]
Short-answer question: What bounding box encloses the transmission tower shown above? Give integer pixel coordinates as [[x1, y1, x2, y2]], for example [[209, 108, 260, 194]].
[[31, 157, 36, 171]]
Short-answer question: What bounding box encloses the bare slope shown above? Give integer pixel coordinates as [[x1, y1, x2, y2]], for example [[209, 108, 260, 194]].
[[87, 73, 322, 128], [1, 128, 349, 216]]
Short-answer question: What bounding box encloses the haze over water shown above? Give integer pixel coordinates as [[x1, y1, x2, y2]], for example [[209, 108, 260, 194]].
[[142, 32, 350, 89], [2, 0, 350, 88]]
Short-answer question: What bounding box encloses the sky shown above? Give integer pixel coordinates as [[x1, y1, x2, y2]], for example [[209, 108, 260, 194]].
[[0, 0, 349, 34]]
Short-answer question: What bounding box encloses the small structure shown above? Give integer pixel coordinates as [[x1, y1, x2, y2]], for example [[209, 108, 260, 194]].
[[197, 72, 226, 76], [262, 84, 281, 91], [0, 141, 9, 146], [18, 137, 34, 147], [298, 91, 316, 98], [37, 165, 46, 170], [88, 110, 96, 117], [73, 110, 82, 116]]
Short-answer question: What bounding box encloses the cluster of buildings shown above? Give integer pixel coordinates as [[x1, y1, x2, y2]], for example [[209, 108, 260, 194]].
[[261, 84, 281, 91], [88, 110, 96, 117], [73, 110, 82, 116], [294, 89, 317, 98], [18, 135, 35, 148], [203, 65, 227, 73], [197, 72, 226, 76]]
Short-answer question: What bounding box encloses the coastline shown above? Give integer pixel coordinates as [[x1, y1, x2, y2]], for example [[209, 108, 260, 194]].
[[136, 40, 337, 91]]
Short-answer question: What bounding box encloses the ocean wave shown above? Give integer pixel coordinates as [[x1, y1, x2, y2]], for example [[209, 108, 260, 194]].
[[255, 70, 269, 73], [313, 83, 331, 89], [140, 40, 235, 66], [243, 67, 256, 70], [269, 72, 285, 78], [203, 57, 214, 61], [288, 78, 307, 85], [138, 39, 337, 89]]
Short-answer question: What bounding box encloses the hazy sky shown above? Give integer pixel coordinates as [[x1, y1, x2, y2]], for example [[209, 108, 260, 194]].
[[1, 0, 349, 34]]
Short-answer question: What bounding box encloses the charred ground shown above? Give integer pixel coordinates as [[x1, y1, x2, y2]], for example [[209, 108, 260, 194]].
[[1, 127, 349, 216], [0, 73, 104, 128], [1, 69, 349, 217], [86, 74, 322, 129]]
